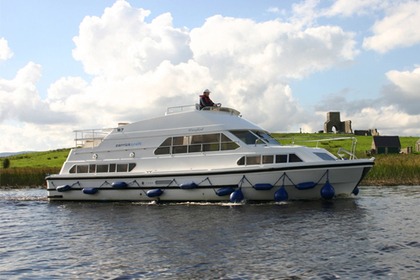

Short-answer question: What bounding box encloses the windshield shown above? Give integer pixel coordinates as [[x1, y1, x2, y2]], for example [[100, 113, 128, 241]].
[[254, 131, 280, 145], [230, 130, 280, 145]]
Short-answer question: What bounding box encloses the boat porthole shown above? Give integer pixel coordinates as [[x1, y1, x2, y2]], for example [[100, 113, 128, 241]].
[[129, 152, 135, 158]]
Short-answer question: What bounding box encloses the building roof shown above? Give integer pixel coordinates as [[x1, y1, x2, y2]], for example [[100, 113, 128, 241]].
[[372, 136, 401, 148]]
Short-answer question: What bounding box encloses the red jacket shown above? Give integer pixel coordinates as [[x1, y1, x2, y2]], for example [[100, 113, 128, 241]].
[[199, 95, 214, 109]]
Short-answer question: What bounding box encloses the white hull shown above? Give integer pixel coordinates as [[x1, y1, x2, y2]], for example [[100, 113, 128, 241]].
[[46, 160, 373, 202]]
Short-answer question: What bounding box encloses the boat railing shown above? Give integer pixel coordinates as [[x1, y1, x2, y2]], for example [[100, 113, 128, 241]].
[[287, 136, 358, 160], [165, 105, 197, 115], [74, 128, 113, 148], [166, 105, 241, 116], [201, 106, 241, 116]]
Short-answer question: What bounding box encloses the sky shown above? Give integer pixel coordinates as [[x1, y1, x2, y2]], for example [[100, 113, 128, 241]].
[[1, 0, 420, 152]]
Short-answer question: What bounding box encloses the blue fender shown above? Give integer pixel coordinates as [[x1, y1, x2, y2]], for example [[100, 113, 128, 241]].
[[230, 188, 244, 203], [56, 185, 72, 192], [83, 187, 99, 195], [253, 183, 274, 190], [295, 182, 316, 190], [215, 187, 235, 196], [320, 181, 335, 200], [112, 181, 128, 188], [352, 186, 360, 196], [179, 182, 198, 189], [274, 186, 288, 202], [147, 188, 163, 198]]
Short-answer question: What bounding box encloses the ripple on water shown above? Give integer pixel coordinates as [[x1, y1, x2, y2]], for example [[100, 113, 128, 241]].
[[0, 186, 419, 279]]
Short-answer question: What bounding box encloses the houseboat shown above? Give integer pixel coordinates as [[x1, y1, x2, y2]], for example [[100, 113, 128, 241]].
[[46, 105, 374, 202]]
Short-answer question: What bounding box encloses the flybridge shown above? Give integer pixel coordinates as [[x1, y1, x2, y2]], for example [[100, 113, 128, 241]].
[[166, 105, 241, 116], [74, 128, 113, 148]]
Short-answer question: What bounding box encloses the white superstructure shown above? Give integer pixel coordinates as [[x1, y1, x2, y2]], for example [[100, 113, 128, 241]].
[[46, 106, 374, 202]]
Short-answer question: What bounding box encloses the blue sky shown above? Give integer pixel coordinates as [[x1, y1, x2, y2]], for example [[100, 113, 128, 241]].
[[1, 0, 420, 152]]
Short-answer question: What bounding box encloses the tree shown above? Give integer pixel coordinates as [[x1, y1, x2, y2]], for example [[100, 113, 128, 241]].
[[2, 158, 10, 169]]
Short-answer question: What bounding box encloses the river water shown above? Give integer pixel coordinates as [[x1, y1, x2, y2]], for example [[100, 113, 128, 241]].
[[0, 186, 419, 279]]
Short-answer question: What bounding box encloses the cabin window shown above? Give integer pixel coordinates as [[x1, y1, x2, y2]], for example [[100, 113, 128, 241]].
[[263, 155, 274, 164], [230, 130, 280, 145], [237, 156, 245, 165], [289, 154, 303, 162], [230, 130, 259, 145], [221, 134, 239, 150], [89, 164, 96, 173], [275, 155, 288, 163], [202, 134, 220, 152], [237, 154, 303, 166], [117, 164, 128, 172], [77, 165, 88, 173], [314, 152, 336, 161], [67, 163, 136, 173], [246, 156, 261, 165], [96, 164, 109, 173], [154, 133, 238, 155], [128, 163, 136, 171], [155, 137, 172, 155], [254, 131, 280, 145]]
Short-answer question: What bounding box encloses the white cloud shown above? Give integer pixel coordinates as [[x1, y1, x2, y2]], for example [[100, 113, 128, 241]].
[[350, 106, 420, 136], [323, 0, 386, 17], [0, 0, 374, 152], [386, 66, 420, 97], [190, 15, 357, 80], [72, 0, 192, 78], [363, 1, 420, 53], [0, 38, 13, 61], [380, 66, 420, 115], [0, 62, 76, 133]]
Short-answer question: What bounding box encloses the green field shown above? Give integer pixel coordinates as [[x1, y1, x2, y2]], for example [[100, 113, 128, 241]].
[[1, 134, 420, 187]]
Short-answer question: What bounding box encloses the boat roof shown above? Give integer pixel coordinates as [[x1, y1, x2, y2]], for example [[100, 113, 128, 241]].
[[117, 105, 262, 135]]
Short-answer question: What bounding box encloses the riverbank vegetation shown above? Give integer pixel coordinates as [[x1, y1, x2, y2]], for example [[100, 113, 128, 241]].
[[1, 135, 419, 187]]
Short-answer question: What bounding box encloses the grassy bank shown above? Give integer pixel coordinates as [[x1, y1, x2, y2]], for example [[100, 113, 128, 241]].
[[1, 134, 420, 187], [0, 149, 68, 188]]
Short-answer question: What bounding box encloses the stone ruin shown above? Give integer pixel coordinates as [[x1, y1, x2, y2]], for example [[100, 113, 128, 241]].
[[323, 112, 352, 134]]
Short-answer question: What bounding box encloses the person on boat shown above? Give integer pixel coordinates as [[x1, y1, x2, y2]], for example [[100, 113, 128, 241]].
[[199, 89, 221, 109]]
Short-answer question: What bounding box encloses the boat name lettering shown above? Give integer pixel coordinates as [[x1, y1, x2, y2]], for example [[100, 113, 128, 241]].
[[188, 127, 204, 132], [116, 142, 142, 148]]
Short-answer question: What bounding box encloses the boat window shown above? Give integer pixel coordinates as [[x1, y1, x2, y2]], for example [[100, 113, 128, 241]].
[[237, 154, 303, 166], [246, 156, 261, 165], [253, 131, 281, 145], [230, 130, 259, 145], [69, 165, 76, 173], [68, 163, 136, 173], [263, 155, 274, 164], [172, 136, 188, 154], [276, 155, 288, 163], [155, 137, 172, 155], [128, 163, 136, 171], [221, 134, 240, 150], [77, 165, 88, 173], [154, 133, 238, 155], [96, 164, 109, 173], [289, 154, 303, 162], [117, 164, 128, 172], [314, 152, 336, 161]]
